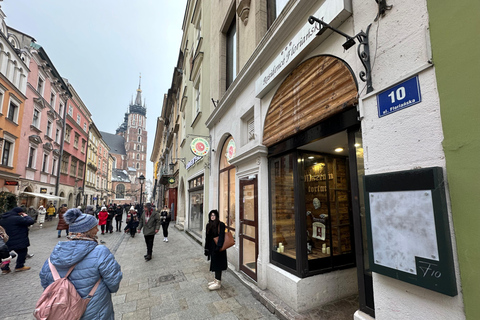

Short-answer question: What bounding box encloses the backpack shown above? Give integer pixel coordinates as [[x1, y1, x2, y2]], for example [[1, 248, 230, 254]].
[[33, 259, 101, 320]]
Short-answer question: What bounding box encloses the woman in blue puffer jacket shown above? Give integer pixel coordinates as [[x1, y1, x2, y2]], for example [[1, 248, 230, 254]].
[[39, 208, 122, 319]]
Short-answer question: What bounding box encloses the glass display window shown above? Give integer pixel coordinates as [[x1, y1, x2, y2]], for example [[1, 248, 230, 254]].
[[219, 136, 236, 236], [269, 149, 355, 276]]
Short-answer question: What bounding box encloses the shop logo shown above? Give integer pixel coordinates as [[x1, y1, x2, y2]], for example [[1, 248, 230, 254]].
[[190, 137, 210, 157]]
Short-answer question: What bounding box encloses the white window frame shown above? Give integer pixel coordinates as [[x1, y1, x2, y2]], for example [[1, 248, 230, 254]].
[[32, 108, 41, 128], [50, 91, 56, 108], [46, 120, 52, 138], [37, 76, 45, 96], [6, 97, 20, 123], [27, 145, 37, 169], [1, 134, 15, 167], [42, 153, 49, 173], [76, 114, 81, 125], [68, 105, 73, 117]]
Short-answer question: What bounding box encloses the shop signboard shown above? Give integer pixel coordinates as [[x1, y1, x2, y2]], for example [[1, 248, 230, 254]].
[[40, 188, 47, 193], [377, 76, 422, 117], [364, 167, 457, 296], [190, 138, 210, 157]]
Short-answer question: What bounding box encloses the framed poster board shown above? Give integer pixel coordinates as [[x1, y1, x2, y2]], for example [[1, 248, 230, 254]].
[[364, 167, 457, 296]]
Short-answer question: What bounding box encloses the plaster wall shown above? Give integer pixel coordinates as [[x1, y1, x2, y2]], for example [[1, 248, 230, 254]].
[[352, 0, 465, 318], [267, 263, 357, 312]]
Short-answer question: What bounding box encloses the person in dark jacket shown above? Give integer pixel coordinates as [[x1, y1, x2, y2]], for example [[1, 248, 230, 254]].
[[114, 205, 123, 232], [40, 208, 122, 319], [204, 209, 227, 290], [159, 205, 171, 242], [85, 205, 95, 216], [56, 204, 69, 238], [137, 203, 161, 261], [124, 206, 139, 238], [106, 205, 115, 233], [0, 207, 35, 273]]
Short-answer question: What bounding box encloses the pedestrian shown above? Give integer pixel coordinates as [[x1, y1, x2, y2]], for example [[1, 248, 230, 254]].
[[39, 208, 122, 319], [124, 206, 139, 238], [46, 203, 55, 221], [0, 225, 13, 274], [37, 205, 46, 228], [85, 205, 95, 216], [56, 204, 69, 238], [0, 207, 35, 273], [98, 206, 108, 235], [106, 205, 115, 234], [137, 203, 161, 261], [160, 205, 171, 242], [204, 209, 228, 290], [114, 205, 123, 232], [27, 206, 38, 222]]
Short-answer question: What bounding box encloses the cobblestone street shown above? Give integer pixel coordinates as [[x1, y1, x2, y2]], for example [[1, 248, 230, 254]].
[[0, 219, 280, 320]]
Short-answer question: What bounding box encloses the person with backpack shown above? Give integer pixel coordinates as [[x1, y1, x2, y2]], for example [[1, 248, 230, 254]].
[[38, 208, 122, 319]]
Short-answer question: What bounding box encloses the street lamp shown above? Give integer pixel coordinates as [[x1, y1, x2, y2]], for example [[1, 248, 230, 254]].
[[139, 174, 145, 207]]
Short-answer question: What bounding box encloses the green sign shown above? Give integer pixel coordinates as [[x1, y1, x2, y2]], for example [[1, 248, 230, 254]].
[[168, 177, 176, 184]]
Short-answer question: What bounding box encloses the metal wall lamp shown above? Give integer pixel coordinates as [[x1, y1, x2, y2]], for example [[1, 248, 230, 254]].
[[169, 158, 186, 171], [308, 16, 374, 94]]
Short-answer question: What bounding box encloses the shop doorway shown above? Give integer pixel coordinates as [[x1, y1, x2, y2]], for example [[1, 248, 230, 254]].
[[239, 175, 258, 281]]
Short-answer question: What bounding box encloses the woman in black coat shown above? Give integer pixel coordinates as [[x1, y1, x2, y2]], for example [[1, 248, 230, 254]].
[[204, 209, 227, 290]]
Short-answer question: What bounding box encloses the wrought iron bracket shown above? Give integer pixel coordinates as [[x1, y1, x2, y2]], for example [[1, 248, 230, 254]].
[[308, 16, 374, 93]]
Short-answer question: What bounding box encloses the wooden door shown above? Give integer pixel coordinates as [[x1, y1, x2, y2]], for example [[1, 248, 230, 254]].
[[239, 176, 258, 281]]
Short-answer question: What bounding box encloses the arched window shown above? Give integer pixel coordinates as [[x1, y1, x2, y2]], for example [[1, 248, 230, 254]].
[[136, 153, 140, 160], [138, 136, 141, 143], [219, 136, 236, 234], [138, 128, 141, 134], [137, 145, 140, 151], [116, 184, 125, 199], [136, 163, 140, 169]]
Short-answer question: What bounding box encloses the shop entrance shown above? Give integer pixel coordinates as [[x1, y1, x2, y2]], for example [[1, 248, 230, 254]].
[[239, 175, 258, 280]]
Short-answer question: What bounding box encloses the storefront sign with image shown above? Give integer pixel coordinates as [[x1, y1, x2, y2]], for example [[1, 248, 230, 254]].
[[225, 139, 236, 163], [190, 137, 210, 157]]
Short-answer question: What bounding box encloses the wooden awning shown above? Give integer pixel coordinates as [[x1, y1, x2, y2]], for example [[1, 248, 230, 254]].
[[263, 55, 358, 147]]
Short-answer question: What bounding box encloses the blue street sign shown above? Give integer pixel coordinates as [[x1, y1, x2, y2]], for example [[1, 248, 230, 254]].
[[377, 76, 421, 117]]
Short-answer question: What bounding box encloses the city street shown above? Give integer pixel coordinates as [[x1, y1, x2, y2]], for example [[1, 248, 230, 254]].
[[0, 219, 280, 320]]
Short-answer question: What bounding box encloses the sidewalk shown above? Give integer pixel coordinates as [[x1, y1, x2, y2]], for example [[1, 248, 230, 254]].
[[112, 226, 279, 320]]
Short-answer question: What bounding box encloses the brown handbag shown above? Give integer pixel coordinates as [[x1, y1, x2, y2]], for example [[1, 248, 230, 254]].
[[213, 226, 235, 251]]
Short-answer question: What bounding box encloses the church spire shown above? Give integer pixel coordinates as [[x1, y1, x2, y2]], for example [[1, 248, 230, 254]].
[[135, 73, 142, 106]]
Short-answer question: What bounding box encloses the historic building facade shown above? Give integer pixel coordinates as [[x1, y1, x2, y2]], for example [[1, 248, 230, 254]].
[[102, 80, 148, 205], [7, 23, 65, 208], [154, 0, 472, 319]]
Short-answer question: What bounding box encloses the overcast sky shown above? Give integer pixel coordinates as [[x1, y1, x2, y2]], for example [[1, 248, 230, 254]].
[[1, 0, 187, 181]]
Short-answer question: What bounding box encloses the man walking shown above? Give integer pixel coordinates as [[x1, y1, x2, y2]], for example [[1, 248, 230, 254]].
[[137, 203, 161, 261], [0, 207, 34, 273]]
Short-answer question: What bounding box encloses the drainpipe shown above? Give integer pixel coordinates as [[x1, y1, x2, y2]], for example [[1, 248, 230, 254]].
[[55, 91, 70, 199]]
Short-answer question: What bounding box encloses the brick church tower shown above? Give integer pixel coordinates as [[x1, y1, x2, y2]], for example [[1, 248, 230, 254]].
[[116, 77, 147, 181]]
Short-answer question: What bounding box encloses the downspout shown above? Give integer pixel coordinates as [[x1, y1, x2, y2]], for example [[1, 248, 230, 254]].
[[55, 91, 70, 198]]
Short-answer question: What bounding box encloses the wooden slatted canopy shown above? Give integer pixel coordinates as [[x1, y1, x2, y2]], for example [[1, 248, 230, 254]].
[[263, 55, 358, 147]]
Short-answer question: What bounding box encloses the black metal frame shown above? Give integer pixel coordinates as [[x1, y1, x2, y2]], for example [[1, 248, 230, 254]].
[[308, 16, 374, 94]]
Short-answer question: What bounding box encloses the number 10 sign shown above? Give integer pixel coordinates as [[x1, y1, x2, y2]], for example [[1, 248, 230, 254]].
[[377, 76, 422, 117]]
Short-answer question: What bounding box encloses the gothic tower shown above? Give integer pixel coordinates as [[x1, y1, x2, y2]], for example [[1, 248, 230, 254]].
[[116, 76, 147, 180]]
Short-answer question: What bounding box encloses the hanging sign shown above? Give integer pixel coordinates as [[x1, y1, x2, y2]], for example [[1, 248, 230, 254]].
[[377, 76, 422, 117], [225, 139, 236, 163], [40, 188, 47, 193], [190, 137, 210, 157], [168, 177, 176, 184]]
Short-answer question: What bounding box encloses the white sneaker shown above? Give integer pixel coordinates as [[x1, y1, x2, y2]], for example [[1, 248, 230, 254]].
[[163, 238, 166, 242], [165, 238, 168, 242], [208, 279, 221, 290]]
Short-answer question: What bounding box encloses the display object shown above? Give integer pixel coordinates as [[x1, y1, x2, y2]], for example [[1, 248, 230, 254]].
[[365, 167, 457, 296]]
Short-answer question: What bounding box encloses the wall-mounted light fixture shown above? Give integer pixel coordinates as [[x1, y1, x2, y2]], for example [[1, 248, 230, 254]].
[[308, 15, 374, 93]]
